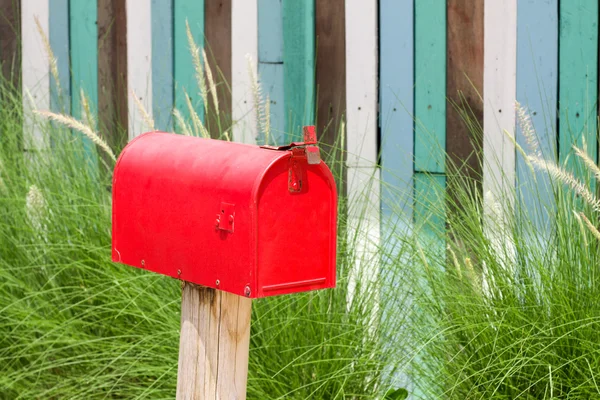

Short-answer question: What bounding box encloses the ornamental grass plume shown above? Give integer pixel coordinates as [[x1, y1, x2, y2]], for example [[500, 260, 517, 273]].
[[34, 110, 116, 162]]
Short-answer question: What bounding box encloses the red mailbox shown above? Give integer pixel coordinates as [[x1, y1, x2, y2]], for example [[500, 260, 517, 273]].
[[111, 127, 337, 298]]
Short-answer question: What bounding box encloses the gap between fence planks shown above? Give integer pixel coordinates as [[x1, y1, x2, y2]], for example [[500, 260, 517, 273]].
[[176, 283, 252, 400]]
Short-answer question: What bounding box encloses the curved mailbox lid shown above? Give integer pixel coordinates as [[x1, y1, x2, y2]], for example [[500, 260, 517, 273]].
[[112, 132, 337, 298]]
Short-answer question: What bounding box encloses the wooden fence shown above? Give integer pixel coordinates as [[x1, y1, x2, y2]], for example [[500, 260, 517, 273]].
[[1, 0, 599, 233]]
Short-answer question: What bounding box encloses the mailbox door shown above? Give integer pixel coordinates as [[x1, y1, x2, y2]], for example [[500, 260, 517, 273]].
[[255, 156, 337, 297]]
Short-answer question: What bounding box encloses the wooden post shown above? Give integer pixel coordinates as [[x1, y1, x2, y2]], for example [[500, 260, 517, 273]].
[[176, 284, 252, 400]]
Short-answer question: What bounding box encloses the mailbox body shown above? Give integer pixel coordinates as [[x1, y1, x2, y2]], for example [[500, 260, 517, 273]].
[[112, 132, 337, 298]]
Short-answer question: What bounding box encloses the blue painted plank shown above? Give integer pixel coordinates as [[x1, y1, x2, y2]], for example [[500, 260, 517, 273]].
[[516, 0, 558, 231], [257, 62, 285, 145], [379, 0, 414, 224], [258, 0, 283, 63], [282, 0, 315, 141], [69, 0, 98, 164], [258, 0, 285, 145], [151, 0, 174, 131], [173, 0, 204, 126], [49, 0, 70, 114]]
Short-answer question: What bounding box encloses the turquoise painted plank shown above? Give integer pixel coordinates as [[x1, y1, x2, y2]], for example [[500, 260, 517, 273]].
[[173, 0, 204, 127], [69, 0, 98, 162], [414, 173, 446, 235], [516, 0, 558, 230], [558, 0, 598, 179], [257, 62, 285, 145], [258, 0, 283, 63], [282, 0, 315, 141], [152, 0, 173, 131], [49, 0, 70, 114], [414, 0, 446, 174], [379, 0, 414, 224]]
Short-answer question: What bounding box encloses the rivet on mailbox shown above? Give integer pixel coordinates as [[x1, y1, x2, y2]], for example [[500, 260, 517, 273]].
[[111, 126, 337, 399]]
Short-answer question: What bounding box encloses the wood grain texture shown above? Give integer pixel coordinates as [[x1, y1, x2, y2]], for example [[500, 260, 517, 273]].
[[483, 0, 517, 212], [315, 0, 345, 151], [151, 0, 173, 132], [49, 0, 70, 113], [516, 0, 557, 229], [204, 0, 231, 138], [282, 0, 315, 141], [446, 0, 483, 189], [98, 0, 128, 152], [126, 0, 152, 139], [558, 0, 598, 176], [345, 0, 378, 167], [231, 0, 257, 144], [0, 0, 20, 90], [414, 0, 446, 174], [174, 0, 204, 127], [379, 0, 414, 221], [176, 284, 251, 400], [21, 0, 49, 150], [70, 0, 99, 162]]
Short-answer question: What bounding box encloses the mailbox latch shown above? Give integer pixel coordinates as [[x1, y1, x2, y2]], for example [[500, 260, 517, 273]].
[[260, 126, 321, 165], [216, 202, 235, 233]]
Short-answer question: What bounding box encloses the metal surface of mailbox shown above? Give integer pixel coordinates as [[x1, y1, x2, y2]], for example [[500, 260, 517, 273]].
[[112, 131, 337, 298]]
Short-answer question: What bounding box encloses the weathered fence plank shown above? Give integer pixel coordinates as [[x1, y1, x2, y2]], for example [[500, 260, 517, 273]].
[[70, 0, 98, 162], [282, 0, 315, 141], [151, 0, 173, 132], [49, 0, 69, 113], [446, 0, 484, 194], [22, 0, 49, 150], [0, 0, 20, 90], [98, 0, 128, 151], [483, 0, 517, 209], [205, 0, 231, 138], [345, 0, 377, 167], [315, 0, 345, 151], [258, 0, 284, 145], [173, 0, 204, 127], [558, 0, 598, 176], [516, 0, 558, 228], [379, 0, 414, 222], [231, 0, 257, 144], [126, 0, 151, 139], [415, 0, 446, 232]]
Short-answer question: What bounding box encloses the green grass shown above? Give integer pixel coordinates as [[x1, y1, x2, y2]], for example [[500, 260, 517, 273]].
[[0, 76, 408, 399], [394, 115, 600, 398]]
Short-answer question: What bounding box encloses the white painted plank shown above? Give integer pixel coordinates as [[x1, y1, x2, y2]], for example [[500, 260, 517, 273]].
[[22, 0, 50, 150], [483, 0, 517, 272], [345, 0, 378, 167], [483, 0, 517, 210], [232, 0, 258, 144], [346, 166, 380, 305], [127, 0, 153, 139]]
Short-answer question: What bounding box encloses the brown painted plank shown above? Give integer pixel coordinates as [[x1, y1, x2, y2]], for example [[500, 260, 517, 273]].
[[204, 0, 232, 139], [446, 0, 484, 196], [315, 0, 346, 195], [98, 0, 128, 153], [315, 0, 345, 153], [0, 0, 20, 91]]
